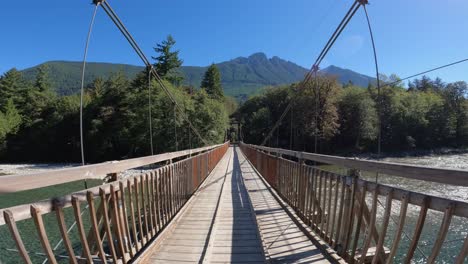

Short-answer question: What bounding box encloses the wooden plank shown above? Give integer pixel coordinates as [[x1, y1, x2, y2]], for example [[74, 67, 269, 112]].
[[127, 179, 139, 252], [119, 181, 135, 258], [338, 180, 351, 255], [140, 174, 150, 242], [99, 188, 119, 263], [372, 189, 394, 264], [245, 144, 468, 187], [358, 187, 379, 264], [54, 205, 78, 264], [71, 197, 93, 263], [145, 173, 154, 237], [404, 197, 429, 264], [455, 234, 468, 264], [386, 193, 409, 264], [334, 177, 346, 247], [110, 185, 127, 263], [86, 191, 108, 263], [330, 176, 340, 247], [325, 172, 334, 241], [3, 210, 33, 264], [320, 170, 326, 234], [30, 206, 58, 264], [350, 183, 367, 264], [155, 170, 162, 230], [0, 143, 226, 194], [149, 171, 158, 235], [427, 203, 455, 263], [134, 177, 146, 246]]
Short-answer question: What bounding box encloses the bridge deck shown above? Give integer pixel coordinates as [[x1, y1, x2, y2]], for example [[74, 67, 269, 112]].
[[144, 146, 332, 263]]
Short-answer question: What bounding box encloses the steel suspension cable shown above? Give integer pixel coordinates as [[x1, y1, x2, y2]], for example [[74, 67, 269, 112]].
[[99, 1, 209, 146], [290, 106, 293, 150], [361, 2, 382, 183], [174, 104, 178, 151], [148, 66, 154, 155], [79, 2, 100, 189], [261, 0, 362, 146], [314, 70, 319, 154], [383, 58, 468, 88]]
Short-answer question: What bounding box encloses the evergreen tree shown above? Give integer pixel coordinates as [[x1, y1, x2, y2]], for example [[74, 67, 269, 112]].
[[444, 81, 468, 144], [0, 68, 25, 111], [201, 64, 224, 100], [0, 99, 21, 142], [152, 35, 184, 85], [35, 64, 52, 93], [338, 87, 378, 149]]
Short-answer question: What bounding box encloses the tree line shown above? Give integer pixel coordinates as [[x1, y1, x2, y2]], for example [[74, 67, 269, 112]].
[[237, 74, 468, 154], [0, 35, 231, 162]]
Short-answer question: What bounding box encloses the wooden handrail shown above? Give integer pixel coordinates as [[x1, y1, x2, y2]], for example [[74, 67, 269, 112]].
[[0, 143, 230, 264], [0, 143, 225, 194], [239, 143, 468, 263], [242, 143, 468, 187]]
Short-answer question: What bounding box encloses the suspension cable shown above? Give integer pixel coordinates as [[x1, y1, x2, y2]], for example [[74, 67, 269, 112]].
[[314, 70, 319, 154], [188, 121, 192, 154], [79, 2, 100, 189], [261, 0, 362, 146], [361, 2, 381, 183], [383, 58, 468, 88], [99, 1, 209, 146], [148, 66, 154, 155], [174, 104, 178, 151], [290, 106, 293, 150]]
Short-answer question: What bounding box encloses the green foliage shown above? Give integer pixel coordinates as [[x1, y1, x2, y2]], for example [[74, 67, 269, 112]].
[[238, 75, 468, 154], [0, 100, 21, 144], [201, 64, 224, 100], [0, 68, 26, 111], [152, 35, 184, 85], [20, 55, 376, 99], [34, 64, 52, 92], [224, 96, 239, 116], [338, 86, 378, 149], [0, 62, 230, 162]]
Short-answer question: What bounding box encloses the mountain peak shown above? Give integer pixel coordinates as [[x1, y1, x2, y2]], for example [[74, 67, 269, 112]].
[[248, 52, 267, 58], [20, 54, 375, 99]]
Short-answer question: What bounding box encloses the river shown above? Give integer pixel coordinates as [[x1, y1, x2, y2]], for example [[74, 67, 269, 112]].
[[358, 152, 468, 263]]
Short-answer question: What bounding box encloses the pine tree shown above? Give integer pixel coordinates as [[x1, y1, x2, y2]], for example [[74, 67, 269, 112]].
[[0, 68, 25, 111], [35, 64, 52, 92], [0, 99, 21, 142], [152, 35, 184, 85], [201, 64, 224, 100]]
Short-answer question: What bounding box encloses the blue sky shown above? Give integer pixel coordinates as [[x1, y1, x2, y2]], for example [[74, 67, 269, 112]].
[[1, 0, 467, 83]]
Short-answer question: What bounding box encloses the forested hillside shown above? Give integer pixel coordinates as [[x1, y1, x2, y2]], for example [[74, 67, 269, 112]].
[[0, 36, 232, 162], [237, 75, 468, 154], [20, 53, 375, 99]]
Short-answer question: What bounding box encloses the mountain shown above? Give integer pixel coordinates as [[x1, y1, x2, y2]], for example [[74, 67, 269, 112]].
[[20, 53, 375, 98], [321, 65, 376, 88]]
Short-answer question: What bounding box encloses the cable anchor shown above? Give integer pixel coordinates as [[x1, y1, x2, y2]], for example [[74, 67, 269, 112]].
[[92, 0, 105, 5], [312, 64, 320, 73], [357, 0, 368, 5]]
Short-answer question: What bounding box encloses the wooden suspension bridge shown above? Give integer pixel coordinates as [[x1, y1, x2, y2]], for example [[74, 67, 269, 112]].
[[1, 143, 468, 263], [1, 0, 468, 263]]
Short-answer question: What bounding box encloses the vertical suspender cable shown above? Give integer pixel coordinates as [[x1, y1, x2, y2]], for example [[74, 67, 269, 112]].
[[100, 2, 209, 146], [79, 2, 100, 189], [174, 105, 178, 151], [362, 2, 381, 183], [260, 1, 361, 146], [314, 71, 319, 154], [290, 107, 293, 150], [148, 66, 154, 155]]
